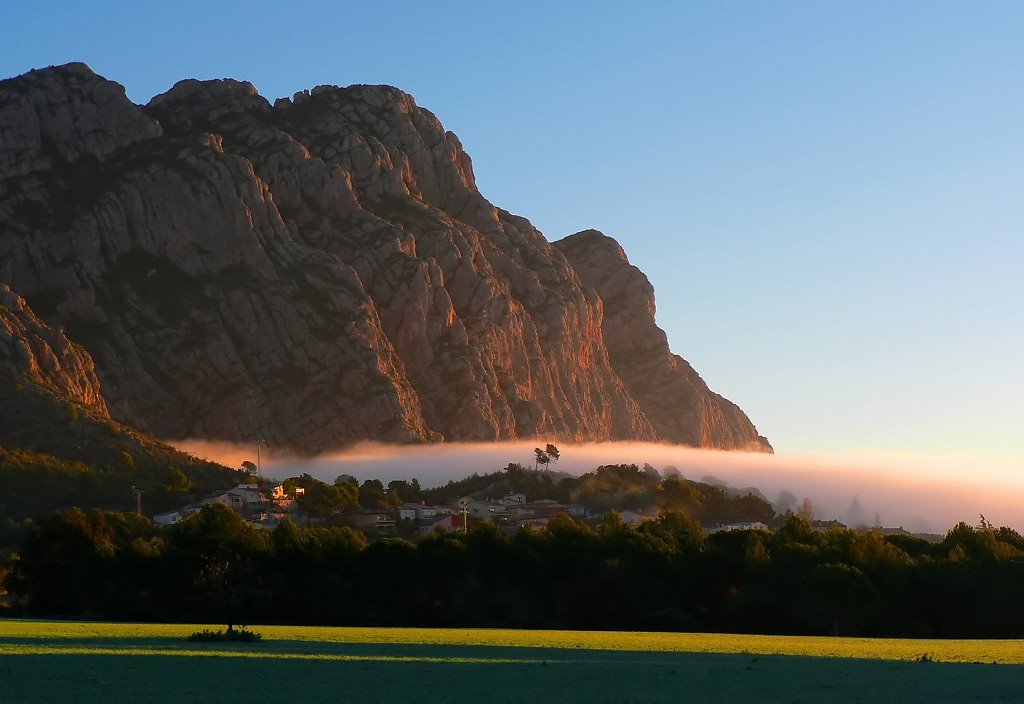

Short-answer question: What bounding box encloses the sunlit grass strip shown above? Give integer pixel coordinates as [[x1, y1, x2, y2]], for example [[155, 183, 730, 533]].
[[1, 620, 1022, 665]]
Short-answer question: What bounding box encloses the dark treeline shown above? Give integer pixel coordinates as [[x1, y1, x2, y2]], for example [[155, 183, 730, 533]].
[[5, 504, 1024, 637]]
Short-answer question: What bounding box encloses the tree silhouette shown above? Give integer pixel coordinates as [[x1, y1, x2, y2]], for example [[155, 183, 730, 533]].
[[533, 448, 549, 471]]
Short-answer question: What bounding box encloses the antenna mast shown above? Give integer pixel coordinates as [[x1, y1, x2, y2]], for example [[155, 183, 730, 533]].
[[130, 485, 143, 515], [253, 439, 266, 479]]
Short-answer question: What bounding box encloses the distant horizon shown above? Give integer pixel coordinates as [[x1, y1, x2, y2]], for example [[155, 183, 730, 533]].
[[3, 2, 1021, 467]]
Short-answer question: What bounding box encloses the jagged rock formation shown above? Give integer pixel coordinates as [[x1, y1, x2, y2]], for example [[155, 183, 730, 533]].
[[0, 63, 770, 453], [555, 231, 771, 451], [0, 282, 108, 416]]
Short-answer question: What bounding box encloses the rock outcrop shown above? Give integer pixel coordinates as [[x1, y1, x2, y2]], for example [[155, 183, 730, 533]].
[[0, 282, 108, 415], [0, 63, 770, 453], [555, 231, 771, 452]]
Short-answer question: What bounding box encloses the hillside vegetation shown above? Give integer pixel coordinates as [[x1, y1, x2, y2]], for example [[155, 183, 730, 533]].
[[422, 462, 775, 525], [0, 384, 239, 543]]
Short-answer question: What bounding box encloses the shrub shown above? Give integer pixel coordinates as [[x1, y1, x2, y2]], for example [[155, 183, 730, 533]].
[[186, 626, 263, 643]]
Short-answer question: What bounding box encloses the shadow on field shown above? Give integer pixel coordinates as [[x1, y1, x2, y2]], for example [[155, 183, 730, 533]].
[[1, 636, 1022, 704]]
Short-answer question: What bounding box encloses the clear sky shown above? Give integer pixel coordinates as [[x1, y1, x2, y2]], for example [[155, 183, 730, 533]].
[[3, 1, 1022, 463]]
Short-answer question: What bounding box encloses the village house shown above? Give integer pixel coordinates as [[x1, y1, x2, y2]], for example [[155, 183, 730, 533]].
[[346, 509, 397, 535], [397, 503, 440, 521], [457, 497, 509, 520], [154, 482, 281, 526], [417, 514, 458, 535], [710, 521, 770, 533], [499, 492, 527, 506], [153, 509, 184, 525]]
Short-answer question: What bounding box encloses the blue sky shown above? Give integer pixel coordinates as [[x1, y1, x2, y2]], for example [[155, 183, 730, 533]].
[[3, 1, 1022, 462]]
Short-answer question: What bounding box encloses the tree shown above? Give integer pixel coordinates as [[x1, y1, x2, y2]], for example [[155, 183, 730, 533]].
[[8, 509, 118, 614], [169, 504, 269, 624], [805, 562, 879, 635], [298, 482, 356, 518], [775, 489, 797, 513], [544, 443, 560, 465], [358, 479, 386, 508], [240, 460, 257, 475], [387, 479, 422, 504], [533, 448, 550, 471], [163, 466, 192, 494], [797, 497, 816, 521]]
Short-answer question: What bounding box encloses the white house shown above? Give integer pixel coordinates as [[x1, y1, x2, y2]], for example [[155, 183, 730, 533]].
[[153, 510, 184, 525], [267, 483, 287, 500], [710, 521, 770, 533], [398, 503, 439, 521]]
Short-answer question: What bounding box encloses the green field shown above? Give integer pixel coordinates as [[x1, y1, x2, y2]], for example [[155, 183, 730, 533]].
[[1, 621, 1022, 703]]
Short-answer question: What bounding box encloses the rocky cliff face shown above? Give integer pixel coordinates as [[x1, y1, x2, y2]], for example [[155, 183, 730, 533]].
[[555, 231, 771, 452], [0, 282, 108, 415], [0, 63, 770, 453]]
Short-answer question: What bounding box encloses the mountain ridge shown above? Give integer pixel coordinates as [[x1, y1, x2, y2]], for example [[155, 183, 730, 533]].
[[0, 63, 771, 454]]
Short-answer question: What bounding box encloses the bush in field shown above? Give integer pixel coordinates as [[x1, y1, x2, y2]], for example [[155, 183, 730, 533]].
[[186, 625, 263, 642]]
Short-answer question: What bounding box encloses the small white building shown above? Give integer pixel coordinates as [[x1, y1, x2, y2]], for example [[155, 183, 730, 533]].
[[267, 483, 287, 500], [153, 510, 184, 525], [398, 503, 439, 521], [710, 521, 770, 533]]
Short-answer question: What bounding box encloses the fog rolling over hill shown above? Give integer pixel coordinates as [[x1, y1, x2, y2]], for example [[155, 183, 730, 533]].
[[180, 439, 1024, 534], [0, 63, 769, 454]]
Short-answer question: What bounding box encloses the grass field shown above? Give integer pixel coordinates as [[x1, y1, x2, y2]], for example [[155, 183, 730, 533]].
[[1, 620, 1022, 703]]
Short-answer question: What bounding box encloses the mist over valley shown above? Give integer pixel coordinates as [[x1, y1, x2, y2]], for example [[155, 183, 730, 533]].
[[178, 440, 1024, 534]]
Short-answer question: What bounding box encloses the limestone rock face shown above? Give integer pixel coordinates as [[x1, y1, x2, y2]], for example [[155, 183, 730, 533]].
[[555, 231, 772, 452], [0, 282, 108, 414], [0, 64, 769, 453]]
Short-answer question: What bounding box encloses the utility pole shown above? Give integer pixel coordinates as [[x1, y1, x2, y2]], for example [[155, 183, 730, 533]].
[[253, 439, 265, 479]]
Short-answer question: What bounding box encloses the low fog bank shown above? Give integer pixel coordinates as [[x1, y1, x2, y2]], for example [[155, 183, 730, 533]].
[[175, 440, 1024, 533]]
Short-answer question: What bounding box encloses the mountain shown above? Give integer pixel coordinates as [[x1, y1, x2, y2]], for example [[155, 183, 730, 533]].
[[0, 63, 771, 454], [0, 283, 237, 523]]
